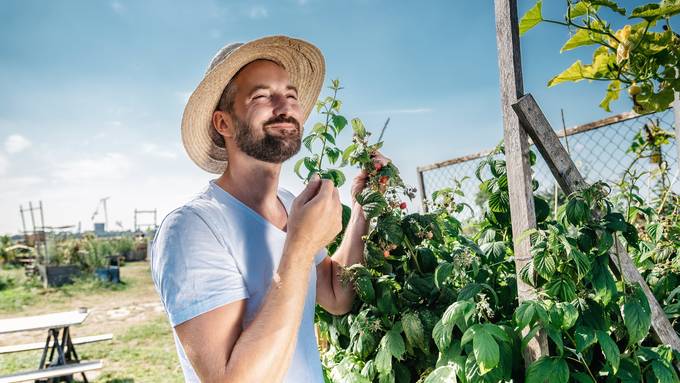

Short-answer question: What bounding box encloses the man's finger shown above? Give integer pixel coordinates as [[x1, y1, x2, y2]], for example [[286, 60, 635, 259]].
[[297, 174, 322, 204]]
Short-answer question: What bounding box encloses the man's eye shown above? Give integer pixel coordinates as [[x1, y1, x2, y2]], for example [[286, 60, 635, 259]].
[[287, 95, 298, 100], [253, 95, 266, 100]]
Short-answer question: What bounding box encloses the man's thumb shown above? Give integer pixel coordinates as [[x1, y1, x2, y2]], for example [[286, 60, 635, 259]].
[[297, 174, 322, 204]]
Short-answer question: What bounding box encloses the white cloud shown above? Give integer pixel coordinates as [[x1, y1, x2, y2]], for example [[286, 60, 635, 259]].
[[54, 153, 132, 182], [110, 1, 126, 14], [296, 0, 309, 5], [142, 143, 177, 159], [4, 134, 32, 154], [248, 6, 268, 19]]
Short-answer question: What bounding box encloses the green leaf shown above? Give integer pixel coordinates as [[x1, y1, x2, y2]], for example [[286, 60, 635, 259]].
[[565, 197, 589, 225], [473, 330, 499, 375], [575, 326, 597, 353], [341, 143, 357, 164], [434, 262, 454, 289], [303, 157, 317, 173], [547, 327, 564, 356], [442, 301, 475, 327], [650, 360, 679, 383], [376, 280, 398, 315], [432, 320, 453, 352], [323, 169, 346, 187], [402, 312, 428, 353], [356, 189, 388, 219], [332, 114, 348, 133], [294, 158, 305, 179], [561, 28, 598, 52], [526, 357, 569, 383], [483, 323, 510, 343], [632, 3, 680, 20], [313, 122, 326, 134], [559, 302, 579, 330], [533, 249, 556, 280], [488, 191, 510, 213], [386, 329, 406, 360], [616, 358, 641, 383], [519, 1, 543, 36], [596, 330, 620, 374], [480, 241, 505, 259], [622, 284, 652, 345], [591, 1, 625, 15], [375, 340, 392, 374], [351, 118, 367, 139], [545, 277, 577, 302], [548, 60, 586, 87], [599, 80, 621, 112], [461, 324, 481, 347], [569, 248, 591, 280], [568, 2, 592, 18], [591, 255, 617, 305], [424, 366, 458, 383], [355, 275, 375, 304], [303, 134, 316, 151]]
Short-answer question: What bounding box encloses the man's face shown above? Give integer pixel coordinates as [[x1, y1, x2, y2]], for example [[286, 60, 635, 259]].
[[228, 59, 303, 164]]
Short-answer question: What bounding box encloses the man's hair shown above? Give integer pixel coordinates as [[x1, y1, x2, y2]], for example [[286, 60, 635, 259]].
[[211, 81, 237, 149]]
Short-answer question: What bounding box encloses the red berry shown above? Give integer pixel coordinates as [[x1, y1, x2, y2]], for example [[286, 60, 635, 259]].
[[399, 202, 407, 210], [383, 250, 390, 258], [374, 162, 383, 171], [379, 175, 389, 185]]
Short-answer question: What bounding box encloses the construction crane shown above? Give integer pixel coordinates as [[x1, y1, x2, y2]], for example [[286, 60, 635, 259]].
[[91, 197, 110, 231]]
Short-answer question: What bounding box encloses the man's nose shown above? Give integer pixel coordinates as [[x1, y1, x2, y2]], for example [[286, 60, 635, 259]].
[[272, 93, 294, 117]]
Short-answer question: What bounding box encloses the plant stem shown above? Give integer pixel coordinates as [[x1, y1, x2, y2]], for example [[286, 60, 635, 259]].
[[565, 333, 598, 381], [317, 86, 339, 170]]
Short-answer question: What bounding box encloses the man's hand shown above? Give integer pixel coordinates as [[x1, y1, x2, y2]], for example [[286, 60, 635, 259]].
[[350, 151, 391, 203], [288, 174, 342, 257]]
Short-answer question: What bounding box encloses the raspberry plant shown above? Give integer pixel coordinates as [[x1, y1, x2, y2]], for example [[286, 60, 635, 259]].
[[305, 82, 679, 382]]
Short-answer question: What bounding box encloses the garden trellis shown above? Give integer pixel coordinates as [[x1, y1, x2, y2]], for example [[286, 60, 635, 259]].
[[492, 0, 680, 367], [417, 108, 679, 218]]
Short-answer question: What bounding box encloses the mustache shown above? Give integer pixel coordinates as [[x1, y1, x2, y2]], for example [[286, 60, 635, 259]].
[[263, 115, 301, 131]]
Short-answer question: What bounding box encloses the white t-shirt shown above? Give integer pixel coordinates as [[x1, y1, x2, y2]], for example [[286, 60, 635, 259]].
[[151, 180, 327, 382]]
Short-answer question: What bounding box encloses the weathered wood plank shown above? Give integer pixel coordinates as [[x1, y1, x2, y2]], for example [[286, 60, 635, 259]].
[[0, 361, 103, 383], [417, 168, 429, 213], [513, 94, 680, 361], [494, 0, 548, 363]]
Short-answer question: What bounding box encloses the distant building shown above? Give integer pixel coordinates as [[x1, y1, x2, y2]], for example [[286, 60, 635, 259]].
[[94, 223, 106, 236]]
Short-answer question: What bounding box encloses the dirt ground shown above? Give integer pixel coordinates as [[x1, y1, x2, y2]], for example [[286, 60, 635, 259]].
[[0, 262, 165, 346]]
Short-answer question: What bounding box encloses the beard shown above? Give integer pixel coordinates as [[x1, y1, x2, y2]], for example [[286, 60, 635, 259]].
[[233, 114, 302, 163]]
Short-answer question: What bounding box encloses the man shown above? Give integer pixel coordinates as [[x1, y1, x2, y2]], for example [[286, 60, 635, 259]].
[[151, 35, 388, 382]]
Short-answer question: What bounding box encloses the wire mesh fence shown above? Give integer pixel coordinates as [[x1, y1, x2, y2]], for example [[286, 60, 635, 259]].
[[417, 108, 679, 218]]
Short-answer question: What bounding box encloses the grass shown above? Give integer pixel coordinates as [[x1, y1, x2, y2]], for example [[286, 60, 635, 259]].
[[0, 314, 183, 382], [0, 262, 183, 381]]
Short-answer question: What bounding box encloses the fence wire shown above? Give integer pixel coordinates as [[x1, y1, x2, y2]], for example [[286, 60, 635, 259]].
[[418, 109, 679, 218]]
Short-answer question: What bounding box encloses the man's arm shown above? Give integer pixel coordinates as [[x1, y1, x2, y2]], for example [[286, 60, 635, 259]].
[[316, 201, 368, 315], [174, 177, 342, 383], [316, 152, 390, 315]]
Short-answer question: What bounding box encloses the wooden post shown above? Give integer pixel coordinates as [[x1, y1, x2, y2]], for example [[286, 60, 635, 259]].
[[673, 90, 680, 174], [494, 0, 548, 363], [417, 170, 428, 213], [513, 94, 680, 365]]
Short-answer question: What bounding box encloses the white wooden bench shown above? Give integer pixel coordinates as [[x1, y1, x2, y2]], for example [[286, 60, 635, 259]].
[[0, 360, 103, 383], [0, 334, 113, 355]]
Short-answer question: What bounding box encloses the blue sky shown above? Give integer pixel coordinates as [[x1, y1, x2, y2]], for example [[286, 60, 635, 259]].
[[0, 0, 672, 234]]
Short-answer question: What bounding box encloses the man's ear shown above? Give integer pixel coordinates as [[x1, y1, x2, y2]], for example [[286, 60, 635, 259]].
[[212, 110, 234, 139]]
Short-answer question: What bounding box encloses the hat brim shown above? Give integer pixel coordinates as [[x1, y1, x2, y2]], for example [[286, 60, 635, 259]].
[[181, 35, 326, 174]]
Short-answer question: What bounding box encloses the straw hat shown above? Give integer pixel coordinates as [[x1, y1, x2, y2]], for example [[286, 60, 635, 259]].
[[181, 35, 326, 174]]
